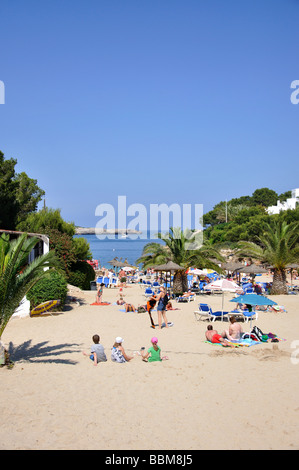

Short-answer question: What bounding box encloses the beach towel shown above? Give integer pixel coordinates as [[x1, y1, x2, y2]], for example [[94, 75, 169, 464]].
[[204, 338, 261, 347], [271, 305, 287, 312], [91, 302, 110, 306]]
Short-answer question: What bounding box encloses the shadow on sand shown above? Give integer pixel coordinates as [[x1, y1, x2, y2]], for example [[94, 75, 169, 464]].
[[7, 339, 82, 365]]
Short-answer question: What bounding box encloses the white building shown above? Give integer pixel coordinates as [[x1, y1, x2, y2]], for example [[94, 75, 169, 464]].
[[267, 188, 299, 215]]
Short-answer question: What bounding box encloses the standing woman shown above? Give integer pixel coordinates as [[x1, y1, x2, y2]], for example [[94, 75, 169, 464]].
[[96, 283, 105, 304], [156, 287, 169, 329]]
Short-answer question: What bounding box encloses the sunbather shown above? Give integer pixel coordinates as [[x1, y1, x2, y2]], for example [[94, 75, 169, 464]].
[[205, 325, 236, 347], [222, 316, 244, 341], [125, 303, 136, 312]]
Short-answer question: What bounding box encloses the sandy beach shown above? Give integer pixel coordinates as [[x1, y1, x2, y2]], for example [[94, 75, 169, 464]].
[[1, 276, 299, 450]]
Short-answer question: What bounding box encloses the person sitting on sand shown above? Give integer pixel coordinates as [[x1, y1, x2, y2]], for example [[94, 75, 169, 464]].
[[140, 337, 168, 362], [205, 325, 236, 347], [125, 303, 136, 312], [111, 337, 134, 363], [82, 334, 107, 366], [166, 301, 173, 310], [96, 283, 105, 304], [222, 316, 244, 341]]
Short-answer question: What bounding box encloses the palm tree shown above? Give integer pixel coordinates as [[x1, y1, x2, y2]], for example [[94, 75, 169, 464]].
[[236, 220, 299, 294], [0, 233, 59, 340], [136, 227, 224, 293]]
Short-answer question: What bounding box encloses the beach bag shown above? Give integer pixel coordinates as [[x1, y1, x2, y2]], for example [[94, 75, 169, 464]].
[[251, 326, 264, 342], [163, 294, 169, 307], [138, 306, 146, 313]]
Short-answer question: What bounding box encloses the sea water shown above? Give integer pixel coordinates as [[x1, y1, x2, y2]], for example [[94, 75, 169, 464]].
[[74, 231, 163, 268]]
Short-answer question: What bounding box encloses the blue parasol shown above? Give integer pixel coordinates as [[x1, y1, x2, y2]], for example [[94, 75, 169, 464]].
[[230, 293, 277, 306], [230, 293, 277, 330]]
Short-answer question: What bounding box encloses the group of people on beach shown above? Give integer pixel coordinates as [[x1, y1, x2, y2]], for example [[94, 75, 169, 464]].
[[98, 283, 172, 330], [205, 316, 244, 347], [83, 334, 168, 366]]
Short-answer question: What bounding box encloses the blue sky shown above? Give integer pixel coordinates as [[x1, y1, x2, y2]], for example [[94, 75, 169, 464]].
[[0, 0, 298, 227]]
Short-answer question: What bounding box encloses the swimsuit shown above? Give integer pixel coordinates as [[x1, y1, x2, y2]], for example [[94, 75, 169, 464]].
[[111, 347, 126, 363], [157, 296, 166, 311], [211, 333, 222, 344]]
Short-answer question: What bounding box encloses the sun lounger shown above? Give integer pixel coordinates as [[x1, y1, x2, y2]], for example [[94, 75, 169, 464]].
[[194, 303, 228, 322], [176, 294, 195, 303], [228, 309, 258, 323]]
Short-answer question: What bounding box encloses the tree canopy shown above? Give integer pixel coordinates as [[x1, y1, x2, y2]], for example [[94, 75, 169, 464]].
[[0, 151, 45, 229]]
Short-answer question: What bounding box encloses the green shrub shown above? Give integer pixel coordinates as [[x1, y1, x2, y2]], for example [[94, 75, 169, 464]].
[[68, 260, 95, 290], [27, 270, 68, 310]]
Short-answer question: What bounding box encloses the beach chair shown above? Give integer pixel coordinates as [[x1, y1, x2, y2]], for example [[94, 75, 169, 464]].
[[110, 277, 118, 288], [244, 287, 254, 294], [144, 288, 154, 298], [194, 303, 228, 322], [176, 294, 195, 303], [228, 309, 257, 323], [242, 310, 258, 322]]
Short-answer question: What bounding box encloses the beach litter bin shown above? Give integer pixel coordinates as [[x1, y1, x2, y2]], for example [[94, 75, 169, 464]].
[[90, 281, 97, 291]]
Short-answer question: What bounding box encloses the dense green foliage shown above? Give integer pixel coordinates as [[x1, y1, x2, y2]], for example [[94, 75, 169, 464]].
[[203, 187, 299, 245], [137, 227, 224, 293], [0, 151, 44, 229], [26, 270, 68, 310], [72, 237, 92, 260], [17, 207, 75, 236], [68, 261, 95, 290], [0, 233, 59, 337], [236, 220, 299, 294]]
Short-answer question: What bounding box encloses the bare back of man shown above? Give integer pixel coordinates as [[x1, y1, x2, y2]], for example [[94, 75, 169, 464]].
[[205, 326, 236, 347], [222, 317, 243, 341]]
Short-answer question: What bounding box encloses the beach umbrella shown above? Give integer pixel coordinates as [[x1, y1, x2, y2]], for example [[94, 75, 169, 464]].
[[30, 299, 61, 317], [221, 262, 244, 272], [153, 260, 185, 290], [221, 262, 244, 283], [190, 268, 205, 275], [230, 293, 277, 329], [108, 258, 122, 267], [204, 279, 243, 321], [235, 264, 268, 274]]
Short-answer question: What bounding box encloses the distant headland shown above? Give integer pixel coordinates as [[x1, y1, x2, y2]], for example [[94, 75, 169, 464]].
[[75, 227, 142, 235]]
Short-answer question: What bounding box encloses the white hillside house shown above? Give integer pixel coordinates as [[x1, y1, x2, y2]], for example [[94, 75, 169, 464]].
[[267, 188, 299, 215]]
